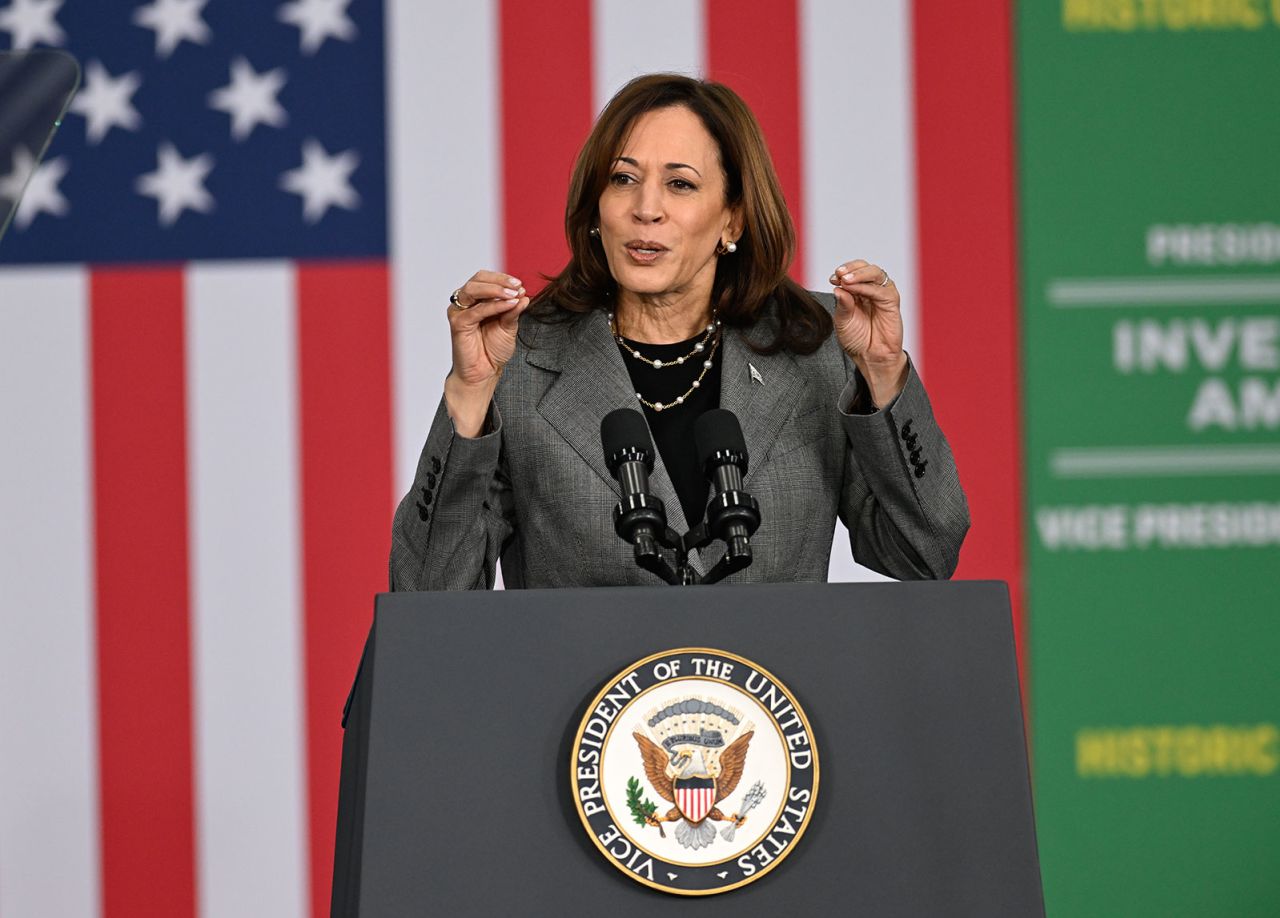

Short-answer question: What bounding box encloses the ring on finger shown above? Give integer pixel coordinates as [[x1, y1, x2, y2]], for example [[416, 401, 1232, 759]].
[[448, 288, 469, 309], [879, 271, 892, 287]]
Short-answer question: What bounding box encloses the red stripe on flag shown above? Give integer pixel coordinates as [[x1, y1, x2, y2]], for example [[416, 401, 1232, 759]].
[[910, 4, 1026, 679], [705, 0, 805, 282], [296, 261, 394, 917], [90, 267, 197, 918], [498, 0, 594, 292]]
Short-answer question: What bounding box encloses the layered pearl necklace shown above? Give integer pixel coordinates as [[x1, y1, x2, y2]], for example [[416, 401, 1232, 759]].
[[609, 311, 722, 412]]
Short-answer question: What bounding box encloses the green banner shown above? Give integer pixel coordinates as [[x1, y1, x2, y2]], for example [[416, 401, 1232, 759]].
[[1018, 4, 1280, 916]]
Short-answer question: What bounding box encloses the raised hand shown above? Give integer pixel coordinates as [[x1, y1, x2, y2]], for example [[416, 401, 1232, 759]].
[[829, 259, 908, 408], [444, 270, 529, 436]]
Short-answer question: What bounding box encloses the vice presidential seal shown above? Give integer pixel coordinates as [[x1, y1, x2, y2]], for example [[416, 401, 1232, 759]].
[[570, 648, 819, 895]]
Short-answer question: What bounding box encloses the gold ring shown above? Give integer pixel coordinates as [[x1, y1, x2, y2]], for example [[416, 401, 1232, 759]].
[[449, 289, 468, 309], [879, 272, 891, 287]]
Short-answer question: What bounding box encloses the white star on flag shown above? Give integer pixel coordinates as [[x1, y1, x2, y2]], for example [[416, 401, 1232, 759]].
[[0, 147, 69, 230], [135, 142, 215, 226], [277, 0, 357, 55], [279, 138, 360, 223], [208, 57, 288, 142], [69, 60, 143, 145], [0, 0, 66, 50], [133, 0, 211, 59]]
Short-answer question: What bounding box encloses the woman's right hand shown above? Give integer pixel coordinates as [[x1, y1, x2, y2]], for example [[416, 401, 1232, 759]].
[[444, 270, 529, 437]]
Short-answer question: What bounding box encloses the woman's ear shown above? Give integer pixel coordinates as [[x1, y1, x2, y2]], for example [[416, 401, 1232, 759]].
[[726, 206, 745, 246]]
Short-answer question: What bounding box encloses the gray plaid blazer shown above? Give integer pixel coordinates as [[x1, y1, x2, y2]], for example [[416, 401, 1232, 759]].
[[390, 294, 968, 590]]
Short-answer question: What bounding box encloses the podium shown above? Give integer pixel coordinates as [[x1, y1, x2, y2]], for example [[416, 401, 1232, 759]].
[[332, 581, 1044, 916]]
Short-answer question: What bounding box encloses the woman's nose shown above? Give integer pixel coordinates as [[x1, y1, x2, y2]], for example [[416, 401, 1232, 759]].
[[632, 181, 664, 223]]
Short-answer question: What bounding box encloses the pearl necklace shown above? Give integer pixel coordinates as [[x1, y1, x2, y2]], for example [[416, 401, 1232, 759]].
[[608, 312, 722, 413], [609, 312, 720, 369]]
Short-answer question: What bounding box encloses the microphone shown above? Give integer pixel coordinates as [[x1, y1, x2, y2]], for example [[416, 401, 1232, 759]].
[[601, 408, 680, 583], [694, 409, 761, 566], [602, 407, 655, 513]]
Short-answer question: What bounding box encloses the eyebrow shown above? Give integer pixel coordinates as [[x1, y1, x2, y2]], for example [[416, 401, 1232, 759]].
[[613, 156, 703, 178]]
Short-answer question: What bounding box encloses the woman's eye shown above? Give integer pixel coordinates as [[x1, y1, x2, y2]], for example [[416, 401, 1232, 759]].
[[670, 179, 696, 191], [609, 173, 635, 186]]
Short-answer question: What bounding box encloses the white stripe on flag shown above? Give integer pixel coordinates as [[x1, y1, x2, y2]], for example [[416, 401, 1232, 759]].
[[801, 0, 920, 360], [388, 0, 502, 496], [0, 267, 102, 918], [802, 0, 917, 584], [389, 0, 502, 585], [187, 262, 308, 918], [592, 0, 705, 113]]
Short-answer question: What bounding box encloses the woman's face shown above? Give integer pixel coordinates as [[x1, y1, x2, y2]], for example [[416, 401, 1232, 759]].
[[597, 105, 741, 313]]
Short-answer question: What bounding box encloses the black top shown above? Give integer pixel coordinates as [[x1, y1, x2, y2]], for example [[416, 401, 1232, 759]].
[[618, 332, 722, 530]]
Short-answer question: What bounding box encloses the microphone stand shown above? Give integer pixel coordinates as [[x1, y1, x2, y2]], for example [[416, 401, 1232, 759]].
[[679, 483, 761, 585], [604, 407, 759, 586], [612, 490, 690, 585], [614, 489, 760, 586]]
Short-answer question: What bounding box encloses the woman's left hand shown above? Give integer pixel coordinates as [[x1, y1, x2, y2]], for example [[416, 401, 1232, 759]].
[[830, 259, 908, 408]]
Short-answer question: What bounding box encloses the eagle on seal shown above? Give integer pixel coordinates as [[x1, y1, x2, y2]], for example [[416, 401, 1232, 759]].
[[632, 729, 754, 850]]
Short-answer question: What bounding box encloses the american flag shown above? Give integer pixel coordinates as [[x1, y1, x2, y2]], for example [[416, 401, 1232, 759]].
[[0, 2, 1019, 916], [0, 0, 386, 258]]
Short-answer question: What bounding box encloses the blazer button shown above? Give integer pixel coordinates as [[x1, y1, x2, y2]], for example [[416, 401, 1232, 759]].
[[422, 490, 433, 505], [900, 421, 914, 440], [416, 501, 429, 521], [427, 472, 438, 489], [914, 467, 926, 479], [431, 456, 442, 474]]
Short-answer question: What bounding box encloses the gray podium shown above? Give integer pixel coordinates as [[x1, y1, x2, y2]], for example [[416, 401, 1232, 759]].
[[332, 581, 1044, 917]]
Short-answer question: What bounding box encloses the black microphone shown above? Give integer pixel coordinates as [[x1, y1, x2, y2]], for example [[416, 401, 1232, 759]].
[[694, 409, 761, 564], [601, 409, 678, 583], [602, 407, 655, 510]]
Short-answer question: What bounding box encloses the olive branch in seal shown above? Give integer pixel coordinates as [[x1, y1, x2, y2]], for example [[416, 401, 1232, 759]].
[[626, 777, 665, 837]]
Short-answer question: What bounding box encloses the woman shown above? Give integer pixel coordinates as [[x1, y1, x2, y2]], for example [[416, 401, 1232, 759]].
[[390, 74, 968, 590]]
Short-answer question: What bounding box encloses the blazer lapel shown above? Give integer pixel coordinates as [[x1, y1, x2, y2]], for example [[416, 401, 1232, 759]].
[[528, 310, 633, 494], [719, 324, 807, 486], [528, 311, 698, 573]]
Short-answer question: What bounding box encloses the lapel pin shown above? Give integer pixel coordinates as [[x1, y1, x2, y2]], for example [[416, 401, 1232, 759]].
[[749, 363, 764, 385]]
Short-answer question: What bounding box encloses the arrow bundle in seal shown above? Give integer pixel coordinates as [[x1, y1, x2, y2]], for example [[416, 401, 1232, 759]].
[[720, 780, 766, 842]]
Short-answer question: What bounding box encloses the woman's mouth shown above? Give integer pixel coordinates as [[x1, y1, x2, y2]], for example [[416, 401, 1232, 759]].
[[625, 241, 668, 264]]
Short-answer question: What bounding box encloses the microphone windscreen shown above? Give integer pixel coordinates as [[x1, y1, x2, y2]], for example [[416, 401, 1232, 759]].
[[694, 408, 748, 469], [601, 408, 654, 465]]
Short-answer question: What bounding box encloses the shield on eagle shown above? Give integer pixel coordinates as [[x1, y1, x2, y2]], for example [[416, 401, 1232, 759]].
[[673, 775, 716, 823]]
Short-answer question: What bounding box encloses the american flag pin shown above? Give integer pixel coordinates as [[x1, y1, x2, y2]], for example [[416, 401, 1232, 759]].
[[749, 363, 764, 385]]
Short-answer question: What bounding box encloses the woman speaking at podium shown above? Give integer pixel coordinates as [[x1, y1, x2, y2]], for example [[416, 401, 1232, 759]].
[[390, 74, 968, 590]]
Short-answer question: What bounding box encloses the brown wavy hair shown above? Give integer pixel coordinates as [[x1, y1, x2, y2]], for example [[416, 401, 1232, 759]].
[[527, 73, 832, 355]]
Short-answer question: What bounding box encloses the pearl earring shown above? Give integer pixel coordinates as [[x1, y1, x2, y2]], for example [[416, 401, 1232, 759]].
[[726, 241, 737, 253]]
